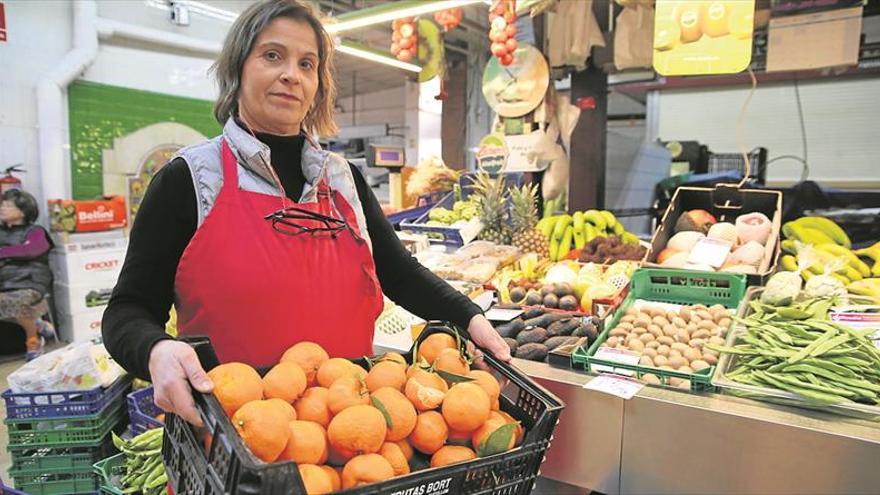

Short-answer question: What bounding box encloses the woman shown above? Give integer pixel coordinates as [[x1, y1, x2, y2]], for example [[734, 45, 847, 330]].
[[0, 190, 54, 361], [103, 0, 509, 427]]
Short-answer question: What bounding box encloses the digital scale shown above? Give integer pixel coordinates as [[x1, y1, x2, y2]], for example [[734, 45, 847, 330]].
[[367, 144, 407, 209]]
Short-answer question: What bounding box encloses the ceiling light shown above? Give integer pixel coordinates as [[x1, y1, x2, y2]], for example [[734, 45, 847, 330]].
[[145, 0, 238, 23], [337, 41, 422, 73], [325, 0, 485, 34]]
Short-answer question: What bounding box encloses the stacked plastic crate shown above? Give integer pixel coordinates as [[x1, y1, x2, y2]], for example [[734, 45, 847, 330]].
[[2, 377, 131, 494]]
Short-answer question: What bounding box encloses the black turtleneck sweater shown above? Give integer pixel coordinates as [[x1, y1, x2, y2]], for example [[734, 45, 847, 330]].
[[103, 130, 482, 380]]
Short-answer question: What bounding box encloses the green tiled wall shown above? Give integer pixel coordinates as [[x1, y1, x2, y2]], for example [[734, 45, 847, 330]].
[[68, 80, 221, 199]]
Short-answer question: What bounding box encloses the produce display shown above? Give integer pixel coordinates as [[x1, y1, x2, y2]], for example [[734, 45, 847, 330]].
[[417, 242, 519, 284], [494, 307, 601, 362], [111, 428, 167, 495], [487, 0, 518, 66], [200, 338, 523, 492], [538, 209, 641, 262], [598, 302, 732, 388], [711, 294, 880, 409], [425, 196, 479, 227], [577, 235, 647, 264], [404, 156, 461, 199], [655, 209, 774, 274], [493, 257, 637, 313]]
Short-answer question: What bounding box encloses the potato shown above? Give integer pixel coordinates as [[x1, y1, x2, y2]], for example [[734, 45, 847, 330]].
[[643, 347, 658, 359], [628, 339, 646, 352], [682, 348, 701, 362], [675, 329, 691, 343], [606, 336, 620, 347], [678, 365, 694, 373], [670, 342, 690, 353], [676, 380, 691, 390], [642, 373, 661, 385], [696, 310, 713, 321], [617, 322, 635, 331], [691, 359, 711, 371], [662, 325, 678, 337], [647, 324, 663, 336], [709, 336, 725, 346], [691, 329, 711, 340], [649, 306, 666, 318], [645, 340, 660, 349], [639, 355, 655, 367], [689, 338, 706, 349], [698, 319, 717, 331], [610, 328, 629, 337], [709, 304, 727, 320], [656, 344, 671, 356], [657, 336, 675, 346], [621, 314, 636, 323], [665, 310, 679, 323], [633, 327, 648, 336], [671, 317, 687, 328], [659, 365, 676, 372], [625, 307, 640, 317], [669, 377, 685, 388], [652, 316, 670, 328], [679, 306, 693, 322], [717, 317, 731, 330], [634, 314, 652, 328], [693, 304, 708, 312], [650, 326, 665, 339], [653, 355, 669, 367], [668, 349, 683, 359], [639, 333, 655, 344], [702, 354, 718, 365]]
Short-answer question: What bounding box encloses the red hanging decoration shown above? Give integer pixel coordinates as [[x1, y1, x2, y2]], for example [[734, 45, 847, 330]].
[[488, 0, 517, 66], [390, 17, 417, 63], [433, 7, 463, 32]]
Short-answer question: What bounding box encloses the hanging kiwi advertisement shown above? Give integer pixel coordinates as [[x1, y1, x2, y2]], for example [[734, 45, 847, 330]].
[[653, 0, 755, 75]]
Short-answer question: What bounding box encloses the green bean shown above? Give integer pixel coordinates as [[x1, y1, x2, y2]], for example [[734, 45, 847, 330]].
[[754, 371, 846, 404], [810, 334, 852, 357], [764, 372, 858, 399], [786, 328, 837, 365], [784, 364, 880, 392], [798, 358, 857, 378]]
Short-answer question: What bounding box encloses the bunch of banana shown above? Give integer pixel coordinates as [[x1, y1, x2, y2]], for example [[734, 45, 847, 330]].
[[846, 278, 880, 299], [780, 216, 880, 286], [537, 210, 640, 262]]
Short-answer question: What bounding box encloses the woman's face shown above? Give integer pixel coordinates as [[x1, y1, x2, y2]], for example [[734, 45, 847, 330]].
[[238, 17, 321, 136], [0, 200, 24, 225]]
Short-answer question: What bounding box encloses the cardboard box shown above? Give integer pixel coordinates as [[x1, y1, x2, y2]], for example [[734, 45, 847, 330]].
[[57, 308, 105, 343], [643, 185, 782, 286], [51, 231, 127, 254], [50, 248, 126, 286], [53, 281, 115, 316], [766, 6, 863, 72], [48, 196, 127, 233]]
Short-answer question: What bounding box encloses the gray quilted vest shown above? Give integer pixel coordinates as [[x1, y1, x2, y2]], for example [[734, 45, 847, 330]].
[[173, 118, 372, 251]]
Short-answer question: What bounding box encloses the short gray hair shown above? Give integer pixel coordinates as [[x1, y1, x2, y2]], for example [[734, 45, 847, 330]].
[[211, 0, 338, 136]]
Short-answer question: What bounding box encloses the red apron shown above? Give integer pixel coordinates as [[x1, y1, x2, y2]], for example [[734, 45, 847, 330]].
[[175, 139, 383, 367]]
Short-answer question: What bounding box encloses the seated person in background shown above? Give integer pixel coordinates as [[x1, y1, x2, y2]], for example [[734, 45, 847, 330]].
[[0, 190, 54, 360]]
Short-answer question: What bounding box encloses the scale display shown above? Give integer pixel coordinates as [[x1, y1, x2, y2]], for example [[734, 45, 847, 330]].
[[368, 145, 406, 168]]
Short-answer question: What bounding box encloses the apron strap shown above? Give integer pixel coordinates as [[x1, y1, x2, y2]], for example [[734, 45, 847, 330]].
[[220, 139, 240, 190]]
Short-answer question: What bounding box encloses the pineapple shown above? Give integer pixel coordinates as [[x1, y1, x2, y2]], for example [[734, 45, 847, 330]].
[[510, 183, 550, 258], [472, 172, 512, 245]]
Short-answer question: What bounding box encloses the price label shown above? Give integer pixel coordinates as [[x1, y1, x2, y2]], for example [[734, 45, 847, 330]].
[[592, 347, 641, 377], [830, 312, 880, 349], [484, 307, 523, 322], [583, 375, 645, 399], [687, 237, 733, 268]]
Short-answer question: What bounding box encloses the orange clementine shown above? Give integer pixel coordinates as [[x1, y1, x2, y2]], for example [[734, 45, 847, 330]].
[[207, 362, 264, 417], [365, 361, 408, 392], [279, 420, 329, 465], [431, 445, 477, 467], [379, 441, 411, 476], [468, 370, 501, 407], [442, 382, 490, 433], [494, 410, 524, 446], [282, 342, 329, 386], [370, 387, 417, 442], [327, 404, 387, 456], [266, 398, 297, 422], [327, 443, 355, 466], [378, 352, 407, 369], [417, 333, 457, 366], [297, 464, 334, 495], [471, 417, 515, 453], [231, 399, 290, 462], [263, 361, 307, 403], [294, 387, 332, 428], [404, 369, 448, 411], [433, 348, 470, 377], [327, 375, 370, 415], [395, 439, 414, 461], [350, 364, 368, 381], [341, 454, 395, 489], [408, 411, 448, 455], [319, 465, 341, 491], [317, 358, 356, 388]]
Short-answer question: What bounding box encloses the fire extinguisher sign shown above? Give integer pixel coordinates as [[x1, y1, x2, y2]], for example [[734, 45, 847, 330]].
[[0, 2, 7, 42]]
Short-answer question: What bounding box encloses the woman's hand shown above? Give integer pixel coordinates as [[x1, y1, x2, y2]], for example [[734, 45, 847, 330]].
[[467, 314, 512, 363], [149, 340, 214, 427]]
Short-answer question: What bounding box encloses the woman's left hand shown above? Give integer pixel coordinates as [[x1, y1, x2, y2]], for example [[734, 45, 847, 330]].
[[467, 314, 512, 363]]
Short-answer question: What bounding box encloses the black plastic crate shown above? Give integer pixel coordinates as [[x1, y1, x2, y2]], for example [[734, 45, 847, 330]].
[[163, 324, 564, 495]]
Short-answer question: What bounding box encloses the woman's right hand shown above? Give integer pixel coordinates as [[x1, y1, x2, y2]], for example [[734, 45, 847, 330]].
[[149, 339, 214, 427]]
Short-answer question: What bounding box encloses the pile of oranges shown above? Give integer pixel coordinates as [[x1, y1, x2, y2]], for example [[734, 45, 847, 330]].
[[206, 333, 522, 494]]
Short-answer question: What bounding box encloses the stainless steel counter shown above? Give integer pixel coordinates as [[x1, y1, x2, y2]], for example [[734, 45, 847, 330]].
[[513, 358, 880, 495]]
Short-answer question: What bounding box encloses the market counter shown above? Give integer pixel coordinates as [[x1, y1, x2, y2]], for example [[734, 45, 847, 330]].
[[514, 358, 880, 495]]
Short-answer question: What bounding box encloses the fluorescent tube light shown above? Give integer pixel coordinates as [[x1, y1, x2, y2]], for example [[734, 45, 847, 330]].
[[325, 0, 485, 33], [337, 41, 422, 73]]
